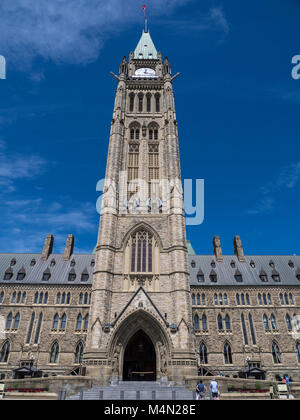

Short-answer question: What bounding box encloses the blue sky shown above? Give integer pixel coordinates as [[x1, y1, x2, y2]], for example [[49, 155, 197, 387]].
[[0, 0, 299, 255]]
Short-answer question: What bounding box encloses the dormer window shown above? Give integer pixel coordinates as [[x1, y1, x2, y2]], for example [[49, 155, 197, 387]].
[[235, 270, 243, 283], [296, 269, 300, 281], [70, 259, 76, 267], [30, 259, 36, 267], [271, 268, 280, 282], [4, 270, 13, 281], [16, 268, 26, 281], [250, 260, 255, 268], [210, 270, 217, 283], [42, 269, 51, 281], [81, 273, 89, 282], [191, 260, 196, 268], [68, 272, 76, 282], [211, 260, 216, 268], [91, 260, 95, 267], [260, 274, 268, 282], [230, 261, 236, 268], [288, 260, 294, 268], [10, 258, 16, 266], [50, 259, 56, 267], [269, 260, 275, 268]]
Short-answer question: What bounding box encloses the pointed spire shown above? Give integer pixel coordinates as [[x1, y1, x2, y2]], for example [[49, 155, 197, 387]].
[[134, 30, 158, 60]]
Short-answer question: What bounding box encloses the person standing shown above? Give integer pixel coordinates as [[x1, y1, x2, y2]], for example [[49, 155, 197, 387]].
[[210, 378, 219, 400], [196, 380, 206, 400]]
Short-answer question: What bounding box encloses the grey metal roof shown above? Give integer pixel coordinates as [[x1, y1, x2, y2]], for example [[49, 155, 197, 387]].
[[0, 253, 95, 286], [189, 255, 300, 287]]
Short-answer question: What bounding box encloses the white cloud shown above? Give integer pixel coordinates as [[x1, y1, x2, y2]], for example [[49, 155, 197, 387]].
[[0, 141, 46, 192], [0, 0, 193, 69], [247, 162, 300, 215]]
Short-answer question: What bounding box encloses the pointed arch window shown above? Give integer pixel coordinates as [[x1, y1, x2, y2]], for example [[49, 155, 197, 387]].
[[270, 314, 277, 330], [84, 314, 89, 330], [224, 343, 233, 364], [219, 293, 223, 305], [241, 294, 245, 306], [79, 293, 83, 305], [194, 314, 200, 331], [155, 93, 160, 112], [293, 314, 300, 331], [6, 313, 13, 329], [61, 293, 66, 305], [56, 292, 61, 305], [84, 292, 89, 305], [225, 315, 231, 331], [34, 313, 43, 344], [13, 313, 20, 330], [50, 342, 59, 364], [196, 294, 200, 305], [267, 293, 272, 305], [224, 294, 228, 305], [129, 93, 135, 112], [26, 312, 35, 344], [0, 341, 10, 363], [76, 314, 82, 331], [236, 294, 240, 305], [249, 314, 256, 345], [192, 294, 196, 305], [130, 230, 154, 274], [272, 342, 281, 364], [258, 293, 262, 305], [286, 314, 292, 331], [60, 313, 67, 330], [263, 293, 267, 305], [246, 294, 250, 305], [202, 294, 206, 306], [52, 314, 59, 330], [67, 292, 71, 305], [289, 293, 294, 305], [146, 93, 151, 112], [263, 314, 270, 331], [75, 342, 84, 364], [17, 292, 21, 303], [214, 294, 218, 305], [202, 314, 208, 331], [280, 293, 284, 305], [11, 292, 16, 304], [39, 292, 44, 305], [0, 291, 4, 303], [138, 93, 143, 112], [44, 292, 48, 304], [217, 314, 223, 331], [284, 293, 289, 305], [241, 314, 248, 345], [199, 343, 208, 364]]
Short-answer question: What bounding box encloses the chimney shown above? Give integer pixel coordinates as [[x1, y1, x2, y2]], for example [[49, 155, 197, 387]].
[[42, 234, 54, 261], [64, 234, 74, 261], [213, 236, 223, 262], [234, 235, 246, 262]]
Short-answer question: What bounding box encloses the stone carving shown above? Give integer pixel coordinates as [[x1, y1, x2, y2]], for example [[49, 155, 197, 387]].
[[112, 343, 122, 375], [158, 342, 168, 375], [213, 235, 223, 262]]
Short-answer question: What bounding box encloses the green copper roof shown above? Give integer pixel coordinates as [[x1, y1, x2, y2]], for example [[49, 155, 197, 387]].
[[186, 240, 196, 256], [134, 30, 158, 60]]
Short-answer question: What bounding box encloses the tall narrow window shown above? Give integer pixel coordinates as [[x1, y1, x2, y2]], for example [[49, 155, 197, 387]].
[[272, 342, 281, 364], [0, 341, 10, 363], [13, 313, 20, 330], [263, 314, 269, 331], [34, 313, 43, 344], [61, 293, 66, 305], [11, 292, 16, 304], [258, 293, 262, 305], [130, 230, 153, 273], [249, 314, 256, 345], [224, 343, 233, 364], [236, 294, 240, 305], [76, 314, 82, 331], [60, 313, 67, 330], [138, 93, 143, 112], [50, 342, 59, 364], [148, 143, 160, 195], [155, 94, 160, 112], [44, 292, 48, 304], [202, 294, 206, 305], [199, 343, 208, 364], [56, 293, 61, 304], [84, 314, 89, 330], [0, 291, 4, 303], [129, 93, 135, 112], [225, 314, 231, 331], [22, 292, 26, 304], [53, 314, 59, 330], [194, 314, 200, 331], [202, 314, 208, 331], [197, 294, 200, 305], [26, 312, 35, 344], [39, 292, 44, 305], [270, 314, 277, 330], [286, 314, 292, 331], [217, 314, 223, 331], [146, 93, 151, 112], [128, 143, 139, 199], [241, 314, 248, 345], [6, 313, 13, 329], [192, 294, 195, 305], [75, 342, 84, 364]]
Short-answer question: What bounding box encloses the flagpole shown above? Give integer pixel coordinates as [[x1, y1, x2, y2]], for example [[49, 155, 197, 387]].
[[143, 5, 148, 32]]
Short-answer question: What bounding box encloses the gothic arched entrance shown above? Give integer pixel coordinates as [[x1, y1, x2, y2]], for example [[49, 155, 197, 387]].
[[123, 330, 156, 381]]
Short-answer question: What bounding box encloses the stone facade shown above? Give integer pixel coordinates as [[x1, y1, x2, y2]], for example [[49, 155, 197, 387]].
[[0, 29, 300, 384]]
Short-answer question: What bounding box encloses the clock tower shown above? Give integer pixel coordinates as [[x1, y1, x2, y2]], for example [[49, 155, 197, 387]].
[[84, 28, 197, 384]]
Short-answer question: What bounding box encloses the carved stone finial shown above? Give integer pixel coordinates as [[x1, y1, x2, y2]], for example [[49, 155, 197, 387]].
[[42, 234, 54, 261], [234, 235, 246, 262], [213, 236, 223, 262]]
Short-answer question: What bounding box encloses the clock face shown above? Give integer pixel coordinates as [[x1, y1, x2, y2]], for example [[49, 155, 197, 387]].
[[134, 68, 157, 78]]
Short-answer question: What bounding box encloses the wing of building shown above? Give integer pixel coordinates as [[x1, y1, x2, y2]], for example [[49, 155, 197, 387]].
[[0, 28, 300, 383]]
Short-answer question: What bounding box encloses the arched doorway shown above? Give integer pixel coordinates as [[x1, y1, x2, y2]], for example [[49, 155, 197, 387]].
[[123, 330, 156, 381]]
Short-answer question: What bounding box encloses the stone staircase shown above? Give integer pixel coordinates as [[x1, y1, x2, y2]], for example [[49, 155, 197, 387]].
[[66, 381, 195, 401]]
